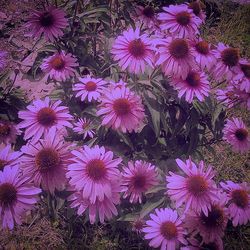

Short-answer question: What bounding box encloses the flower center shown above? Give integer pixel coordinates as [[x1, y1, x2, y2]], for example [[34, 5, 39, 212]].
[[37, 107, 57, 127], [113, 98, 131, 116], [189, 1, 202, 16], [128, 39, 146, 58], [39, 12, 55, 27], [85, 81, 97, 91], [35, 148, 60, 172], [176, 11, 191, 26], [50, 56, 65, 70], [200, 205, 224, 228], [0, 124, 11, 137], [132, 174, 146, 189], [142, 6, 155, 18], [86, 159, 107, 181], [232, 189, 248, 208], [235, 128, 248, 141], [186, 71, 200, 87], [132, 218, 144, 232], [195, 41, 209, 55], [186, 175, 208, 196], [169, 39, 189, 59], [240, 63, 250, 78], [0, 183, 17, 207], [160, 221, 178, 240], [221, 48, 240, 67], [0, 159, 8, 171]]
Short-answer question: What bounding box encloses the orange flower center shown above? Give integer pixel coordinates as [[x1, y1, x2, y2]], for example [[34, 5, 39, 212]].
[[50, 56, 65, 70], [0, 183, 17, 207], [35, 148, 60, 172], [142, 6, 155, 18], [200, 205, 224, 228], [186, 71, 201, 87], [128, 39, 146, 58], [39, 12, 55, 27], [113, 98, 131, 116], [235, 128, 248, 141], [176, 11, 191, 26], [169, 39, 189, 59], [240, 64, 250, 78], [232, 189, 248, 208], [160, 221, 178, 240], [85, 81, 97, 91], [132, 174, 146, 189], [0, 159, 8, 171], [86, 159, 107, 181], [186, 175, 208, 196], [195, 41, 209, 55], [221, 48, 240, 67], [37, 107, 57, 127]]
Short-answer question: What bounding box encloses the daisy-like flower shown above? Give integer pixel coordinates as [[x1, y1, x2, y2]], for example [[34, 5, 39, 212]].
[[73, 118, 95, 139], [0, 165, 41, 230], [26, 5, 68, 41], [68, 180, 121, 224], [171, 70, 210, 103], [132, 217, 145, 233], [41, 51, 78, 82], [67, 145, 122, 204], [143, 208, 187, 250], [20, 128, 72, 193], [185, 192, 228, 247], [166, 158, 218, 216], [158, 4, 202, 38], [222, 117, 250, 153], [233, 59, 250, 92], [0, 50, 7, 71], [0, 120, 21, 145], [220, 181, 250, 226], [155, 37, 196, 79], [97, 86, 145, 133], [121, 160, 158, 203], [18, 97, 73, 143], [0, 144, 22, 171], [216, 85, 238, 108], [134, 5, 156, 29], [188, 0, 206, 22], [190, 38, 216, 70], [237, 88, 250, 111], [111, 27, 155, 74], [73, 76, 107, 102], [212, 43, 240, 81]]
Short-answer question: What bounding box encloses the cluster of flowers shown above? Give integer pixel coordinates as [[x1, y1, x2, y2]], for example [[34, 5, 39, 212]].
[[0, 1, 249, 249]]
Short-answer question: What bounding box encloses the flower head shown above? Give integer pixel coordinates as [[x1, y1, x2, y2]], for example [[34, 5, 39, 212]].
[[97, 86, 145, 133], [143, 208, 187, 249], [220, 181, 250, 226], [121, 160, 158, 203], [73, 76, 107, 102], [111, 27, 155, 74], [73, 118, 95, 139], [166, 158, 218, 215], [26, 5, 68, 41], [188, 0, 206, 22], [41, 51, 78, 82], [223, 117, 250, 153], [216, 85, 238, 108], [233, 59, 250, 92], [18, 97, 73, 143], [67, 145, 122, 203], [134, 5, 156, 29], [0, 165, 41, 229], [0, 120, 21, 145]]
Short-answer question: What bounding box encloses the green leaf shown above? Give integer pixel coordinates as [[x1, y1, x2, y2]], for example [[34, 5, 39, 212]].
[[140, 197, 165, 218]]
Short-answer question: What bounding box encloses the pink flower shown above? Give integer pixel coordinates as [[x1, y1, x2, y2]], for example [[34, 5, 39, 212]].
[[222, 117, 250, 153], [171, 70, 210, 103], [233, 59, 250, 92], [73, 76, 107, 102], [67, 145, 122, 203], [220, 181, 250, 226], [216, 85, 238, 108], [18, 97, 73, 143], [20, 128, 72, 193], [111, 27, 155, 74], [158, 4, 202, 38], [185, 192, 228, 247], [166, 158, 218, 215], [0, 50, 7, 71], [97, 86, 145, 133], [212, 43, 240, 81], [41, 51, 78, 82], [0, 144, 22, 171], [73, 118, 95, 139], [26, 5, 68, 41], [0, 120, 21, 145], [108, 79, 127, 90], [121, 160, 158, 203], [132, 217, 145, 233], [68, 180, 121, 224], [188, 1, 206, 22], [190, 38, 216, 70], [143, 208, 187, 250], [134, 5, 156, 29], [155, 37, 196, 79], [0, 165, 41, 230]]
